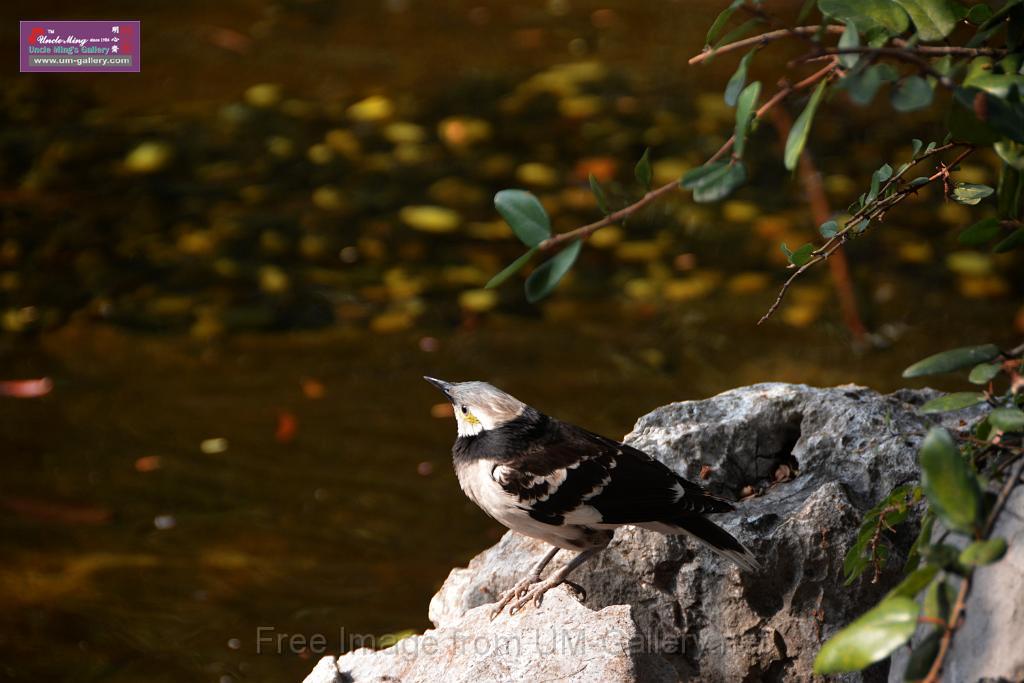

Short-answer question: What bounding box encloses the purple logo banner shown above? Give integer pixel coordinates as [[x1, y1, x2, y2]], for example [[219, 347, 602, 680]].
[[20, 20, 141, 73]]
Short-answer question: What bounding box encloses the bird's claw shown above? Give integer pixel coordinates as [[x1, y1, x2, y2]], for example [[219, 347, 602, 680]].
[[489, 574, 541, 620], [506, 575, 570, 614]]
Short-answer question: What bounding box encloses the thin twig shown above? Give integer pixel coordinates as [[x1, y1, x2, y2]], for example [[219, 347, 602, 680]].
[[891, 38, 1008, 58], [689, 25, 1008, 66], [758, 144, 976, 324], [537, 61, 840, 254], [689, 25, 846, 65], [792, 47, 956, 89], [535, 181, 678, 252]]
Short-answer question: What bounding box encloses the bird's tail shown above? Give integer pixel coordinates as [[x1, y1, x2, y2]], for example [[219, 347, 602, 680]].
[[645, 515, 761, 573]]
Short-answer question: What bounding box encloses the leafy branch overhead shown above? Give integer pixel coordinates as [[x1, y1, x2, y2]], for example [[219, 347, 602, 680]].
[[483, 0, 1023, 315]]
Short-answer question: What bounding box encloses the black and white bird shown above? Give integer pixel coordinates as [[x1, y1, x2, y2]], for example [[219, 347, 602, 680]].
[[424, 377, 759, 617]]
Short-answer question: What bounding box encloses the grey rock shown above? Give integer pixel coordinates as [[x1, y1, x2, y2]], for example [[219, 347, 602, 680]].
[[309, 383, 970, 682], [306, 588, 668, 683]]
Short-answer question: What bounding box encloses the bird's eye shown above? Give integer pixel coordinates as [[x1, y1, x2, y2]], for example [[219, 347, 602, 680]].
[[460, 405, 468, 414]]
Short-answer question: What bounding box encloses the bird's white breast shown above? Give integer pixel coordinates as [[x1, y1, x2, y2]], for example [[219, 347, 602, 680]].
[[454, 458, 605, 549]]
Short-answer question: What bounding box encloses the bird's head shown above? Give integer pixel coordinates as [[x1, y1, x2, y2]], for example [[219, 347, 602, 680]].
[[423, 377, 526, 437]]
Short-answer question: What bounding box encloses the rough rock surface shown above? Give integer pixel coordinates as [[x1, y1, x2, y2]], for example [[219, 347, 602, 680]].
[[303, 588, 673, 683], [308, 383, 958, 682]]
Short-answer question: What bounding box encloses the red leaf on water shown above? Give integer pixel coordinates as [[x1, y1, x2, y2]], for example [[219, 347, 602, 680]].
[[276, 410, 298, 443], [0, 378, 53, 398], [134, 456, 162, 472]]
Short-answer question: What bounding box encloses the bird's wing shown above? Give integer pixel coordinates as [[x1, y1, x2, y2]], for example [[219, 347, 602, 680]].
[[492, 419, 733, 526]]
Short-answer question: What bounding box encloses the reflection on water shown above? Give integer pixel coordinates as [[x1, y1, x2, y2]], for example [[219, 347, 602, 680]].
[[1, 1, 1021, 681]]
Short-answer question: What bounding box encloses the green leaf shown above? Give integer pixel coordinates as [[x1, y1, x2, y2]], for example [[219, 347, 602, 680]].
[[867, 163, 893, 203], [843, 65, 884, 106], [924, 577, 957, 621], [781, 242, 815, 266], [989, 407, 1024, 432], [706, 0, 744, 46], [819, 220, 839, 238], [798, 0, 818, 22], [952, 182, 995, 205], [634, 148, 652, 193], [902, 344, 1001, 377], [904, 511, 934, 573], [709, 18, 762, 57], [588, 173, 610, 215], [994, 228, 1024, 252], [813, 597, 920, 674], [966, 3, 993, 24], [485, 247, 538, 289], [819, 0, 911, 34], [892, 76, 935, 112], [494, 189, 551, 247], [902, 631, 942, 682], [968, 362, 1002, 384], [733, 81, 761, 158], [959, 537, 1008, 566], [963, 74, 1024, 99], [885, 564, 939, 600], [958, 217, 1001, 245], [894, 0, 958, 40], [844, 545, 871, 584], [918, 427, 982, 534], [785, 80, 828, 170], [995, 139, 1024, 170], [921, 543, 962, 571], [681, 161, 747, 203], [725, 50, 756, 106], [998, 164, 1023, 220], [919, 392, 987, 413], [838, 20, 861, 69], [911, 138, 924, 156], [524, 239, 581, 302]]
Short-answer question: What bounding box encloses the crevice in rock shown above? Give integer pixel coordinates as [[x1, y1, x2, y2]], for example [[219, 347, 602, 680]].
[[723, 413, 803, 499], [651, 546, 689, 594], [761, 629, 795, 682]]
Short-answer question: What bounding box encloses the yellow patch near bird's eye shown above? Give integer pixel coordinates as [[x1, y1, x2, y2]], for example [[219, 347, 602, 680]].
[[464, 411, 480, 425]]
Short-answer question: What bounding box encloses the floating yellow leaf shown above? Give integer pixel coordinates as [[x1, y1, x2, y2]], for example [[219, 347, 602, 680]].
[[727, 272, 770, 293], [399, 205, 461, 233], [347, 95, 394, 122], [124, 142, 172, 174], [946, 251, 993, 276], [590, 226, 624, 249], [384, 122, 426, 144], [244, 83, 282, 108], [722, 200, 759, 223], [459, 289, 499, 312], [515, 162, 560, 188], [370, 310, 414, 333]]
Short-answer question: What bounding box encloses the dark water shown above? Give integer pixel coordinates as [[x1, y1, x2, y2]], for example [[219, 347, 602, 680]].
[[1, 2, 1021, 681]]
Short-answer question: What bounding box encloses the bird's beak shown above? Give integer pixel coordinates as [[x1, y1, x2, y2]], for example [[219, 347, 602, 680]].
[[423, 376, 452, 395]]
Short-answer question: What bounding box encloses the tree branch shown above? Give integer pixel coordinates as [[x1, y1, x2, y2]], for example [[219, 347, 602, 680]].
[[792, 47, 956, 89], [537, 61, 841, 253], [689, 25, 1008, 67], [758, 144, 976, 324], [689, 25, 846, 65]]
